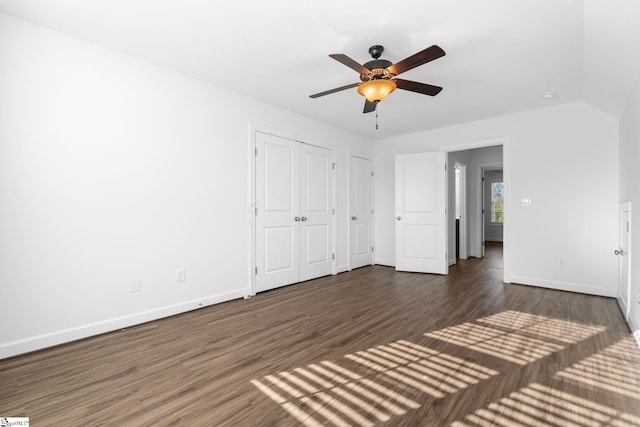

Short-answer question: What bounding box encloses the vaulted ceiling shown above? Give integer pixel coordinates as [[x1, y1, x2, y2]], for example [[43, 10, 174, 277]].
[[1, 0, 639, 139]]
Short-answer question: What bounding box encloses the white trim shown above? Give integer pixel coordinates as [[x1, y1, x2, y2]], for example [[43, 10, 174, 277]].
[[375, 258, 395, 267], [249, 123, 257, 296], [336, 264, 349, 274], [503, 140, 512, 283], [0, 289, 247, 360], [510, 276, 617, 298], [249, 123, 337, 289], [456, 161, 468, 260], [442, 137, 510, 283], [440, 137, 507, 153]]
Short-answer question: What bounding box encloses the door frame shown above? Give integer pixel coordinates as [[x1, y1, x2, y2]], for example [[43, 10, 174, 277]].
[[480, 165, 504, 254], [249, 124, 337, 296], [442, 138, 510, 283], [617, 201, 632, 320], [347, 151, 375, 271], [454, 161, 468, 262]]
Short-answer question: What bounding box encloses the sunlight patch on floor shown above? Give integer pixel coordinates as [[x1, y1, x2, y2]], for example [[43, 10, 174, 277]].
[[451, 383, 640, 427], [555, 335, 640, 400], [425, 311, 606, 365], [251, 339, 498, 427]]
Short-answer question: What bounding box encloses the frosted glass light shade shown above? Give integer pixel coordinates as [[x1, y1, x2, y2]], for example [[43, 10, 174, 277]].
[[357, 79, 396, 102]]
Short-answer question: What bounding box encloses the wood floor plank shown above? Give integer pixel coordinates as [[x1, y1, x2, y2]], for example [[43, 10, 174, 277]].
[[1, 243, 638, 426]]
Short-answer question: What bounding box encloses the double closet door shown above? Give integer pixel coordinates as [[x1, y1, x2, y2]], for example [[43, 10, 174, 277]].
[[255, 132, 334, 293]]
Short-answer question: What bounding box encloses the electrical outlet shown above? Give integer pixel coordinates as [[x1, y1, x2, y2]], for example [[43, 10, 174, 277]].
[[177, 268, 186, 282], [129, 276, 141, 293]]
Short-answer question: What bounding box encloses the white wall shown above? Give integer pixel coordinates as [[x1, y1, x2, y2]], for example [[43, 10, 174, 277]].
[[619, 77, 640, 340], [374, 101, 619, 297], [0, 13, 372, 359]]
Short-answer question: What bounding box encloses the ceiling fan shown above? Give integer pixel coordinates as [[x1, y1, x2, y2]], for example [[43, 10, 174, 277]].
[[310, 44, 445, 113]]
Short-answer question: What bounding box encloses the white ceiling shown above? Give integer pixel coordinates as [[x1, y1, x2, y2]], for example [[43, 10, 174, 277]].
[[1, 0, 639, 139]]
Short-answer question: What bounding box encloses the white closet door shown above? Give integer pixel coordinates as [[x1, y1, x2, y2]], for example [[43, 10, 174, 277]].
[[255, 133, 334, 292], [255, 132, 300, 292], [349, 155, 373, 269], [395, 151, 448, 274], [299, 143, 334, 281]]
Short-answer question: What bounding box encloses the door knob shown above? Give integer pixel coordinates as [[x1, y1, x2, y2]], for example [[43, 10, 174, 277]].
[[294, 216, 300, 221], [397, 216, 401, 220], [615, 249, 624, 256], [301, 216, 308, 221], [351, 216, 357, 220]]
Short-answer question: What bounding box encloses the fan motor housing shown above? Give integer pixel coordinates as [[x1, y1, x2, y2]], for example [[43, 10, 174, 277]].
[[361, 59, 394, 82]]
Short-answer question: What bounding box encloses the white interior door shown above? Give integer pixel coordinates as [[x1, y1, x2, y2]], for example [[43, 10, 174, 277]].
[[617, 201, 631, 320], [255, 133, 334, 292], [255, 132, 300, 292], [395, 151, 447, 274], [349, 155, 373, 269], [299, 143, 334, 281]]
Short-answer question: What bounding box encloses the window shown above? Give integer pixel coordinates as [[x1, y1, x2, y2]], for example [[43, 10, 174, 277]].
[[491, 181, 504, 223]]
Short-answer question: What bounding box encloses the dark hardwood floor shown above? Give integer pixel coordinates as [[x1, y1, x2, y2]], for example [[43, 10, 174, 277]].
[[2, 242, 639, 426]]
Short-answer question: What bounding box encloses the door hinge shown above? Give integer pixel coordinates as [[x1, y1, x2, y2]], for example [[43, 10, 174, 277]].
[[255, 266, 258, 275], [332, 163, 336, 170], [445, 164, 447, 170], [371, 209, 374, 214], [255, 207, 258, 215], [255, 147, 258, 156], [333, 208, 335, 214], [627, 221, 630, 232], [371, 171, 374, 177], [372, 246, 374, 252], [332, 253, 335, 260]]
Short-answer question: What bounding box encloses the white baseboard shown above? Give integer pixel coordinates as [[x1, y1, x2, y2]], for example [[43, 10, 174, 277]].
[[509, 276, 616, 298], [336, 264, 349, 274], [0, 288, 247, 360], [374, 258, 395, 267], [616, 297, 640, 349]]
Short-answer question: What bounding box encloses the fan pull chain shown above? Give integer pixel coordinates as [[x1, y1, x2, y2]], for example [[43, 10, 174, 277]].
[[376, 110, 379, 130]]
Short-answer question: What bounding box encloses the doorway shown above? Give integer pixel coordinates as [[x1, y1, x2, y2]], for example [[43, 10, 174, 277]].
[[482, 168, 504, 250], [454, 162, 468, 262], [445, 143, 508, 283]]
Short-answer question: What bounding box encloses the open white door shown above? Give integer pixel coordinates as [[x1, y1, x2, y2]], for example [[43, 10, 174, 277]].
[[395, 151, 448, 274], [617, 201, 631, 320], [349, 155, 373, 269]]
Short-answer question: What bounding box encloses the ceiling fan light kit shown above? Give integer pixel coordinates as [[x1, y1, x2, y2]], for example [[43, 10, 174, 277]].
[[357, 79, 396, 102], [310, 44, 445, 114]]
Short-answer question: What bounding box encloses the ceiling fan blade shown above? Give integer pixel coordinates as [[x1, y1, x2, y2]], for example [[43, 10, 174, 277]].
[[363, 100, 378, 114], [387, 45, 445, 76], [329, 54, 371, 75], [309, 82, 360, 98], [395, 79, 443, 96]]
